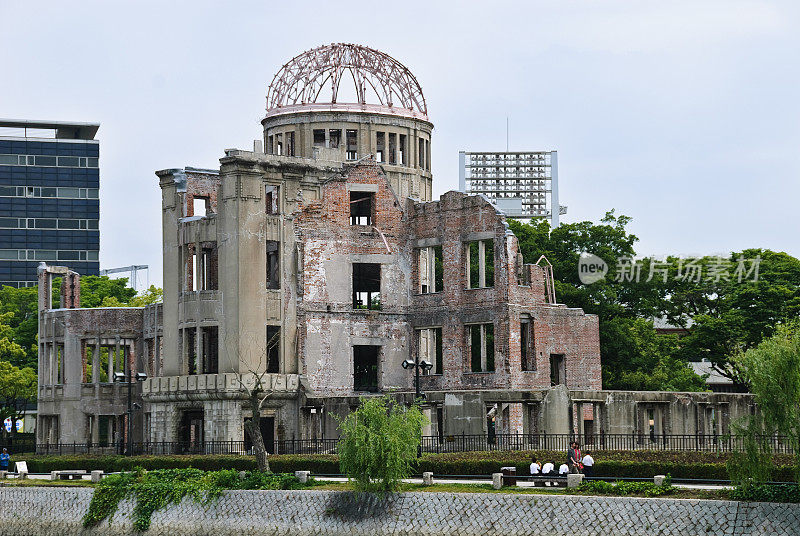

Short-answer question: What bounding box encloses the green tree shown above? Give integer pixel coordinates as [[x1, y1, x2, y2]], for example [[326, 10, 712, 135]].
[[76, 276, 137, 307], [509, 213, 706, 391], [729, 323, 800, 484], [0, 360, 37, 434], [0, 312, 29, 370], [0, 286, 38, 366], [338, 396, 426, 493]]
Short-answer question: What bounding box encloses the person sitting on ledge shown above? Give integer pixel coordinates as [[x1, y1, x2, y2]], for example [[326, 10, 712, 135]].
[[529, 456, 541, 476]]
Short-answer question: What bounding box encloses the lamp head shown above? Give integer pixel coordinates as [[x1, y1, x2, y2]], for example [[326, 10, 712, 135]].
[[136, 372, 148, 382], [402, 359, 415, 370], [112, 372, 126, 383], [419, 360, 433, 371]]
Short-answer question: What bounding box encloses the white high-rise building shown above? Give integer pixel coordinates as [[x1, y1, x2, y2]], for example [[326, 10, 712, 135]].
[[459, 150, 562, 227]]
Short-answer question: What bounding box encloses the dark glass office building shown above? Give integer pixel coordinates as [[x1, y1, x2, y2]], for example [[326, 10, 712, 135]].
[[0, 119, 100, 287]]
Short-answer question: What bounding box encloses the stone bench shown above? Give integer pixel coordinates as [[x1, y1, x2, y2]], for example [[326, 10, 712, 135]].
[[525, 474, 569, 487], [50, 470, 87, 481]]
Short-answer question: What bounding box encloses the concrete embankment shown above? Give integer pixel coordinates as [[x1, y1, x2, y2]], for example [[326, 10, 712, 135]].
[[1, 487, 798, 535]]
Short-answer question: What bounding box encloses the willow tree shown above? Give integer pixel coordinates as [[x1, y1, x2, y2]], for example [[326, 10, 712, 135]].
[[730, 323, 800, 484]]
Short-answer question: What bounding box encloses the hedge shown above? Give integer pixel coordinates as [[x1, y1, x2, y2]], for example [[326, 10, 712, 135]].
[[17, 452, 797, 482], [730, 483, 800, 503]]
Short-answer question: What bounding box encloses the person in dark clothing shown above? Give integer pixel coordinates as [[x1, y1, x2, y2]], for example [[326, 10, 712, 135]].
[[0, 449, 9, 472], [567, 441, 582, 474]]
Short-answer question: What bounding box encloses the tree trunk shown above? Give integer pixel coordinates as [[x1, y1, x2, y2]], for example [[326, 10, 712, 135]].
[[245, 391, 270, 472]]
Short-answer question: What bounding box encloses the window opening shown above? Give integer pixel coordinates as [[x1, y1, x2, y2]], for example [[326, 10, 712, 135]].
[[469, 323, 495, 372], [417, 327, 443, 375], [388, 133, 397, 164], [350, 191, 374, 225], [376, 132, 385, 163], [186, 328, 197, 375], [466, 240, 494, 288], [399, 134, 407, 165], [418, 245, 443, 293], [329, 129, 341, 148], [266, 240, 280, 290], [266, 325, 280, 373], [353, 345, 379, 392], [352, 263, 381, 310], [521, 320, 536, 371], [202, 326, 219, 374], [192, 196, 208, 217], [313, 129, 325, 147], [549, 354, 565, 386], [346, 130, 358, 160], [265, 185, 279, 215]]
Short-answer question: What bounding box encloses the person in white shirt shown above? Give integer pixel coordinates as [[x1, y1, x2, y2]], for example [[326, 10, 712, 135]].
[[558, 463, 569, 475], [529, 456, 541, 475], [582, 451, 595, 477], [541, 462, 554, 474]]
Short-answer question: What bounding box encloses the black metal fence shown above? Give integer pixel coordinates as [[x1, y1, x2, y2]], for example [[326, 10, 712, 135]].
[[11, 433, 797, 456]]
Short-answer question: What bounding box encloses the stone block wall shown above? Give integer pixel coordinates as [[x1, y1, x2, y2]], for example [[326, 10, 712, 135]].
[[0, 487, 798, 536]]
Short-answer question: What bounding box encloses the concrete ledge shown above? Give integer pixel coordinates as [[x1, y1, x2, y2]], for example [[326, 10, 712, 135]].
[[0, 487, 798, 535]]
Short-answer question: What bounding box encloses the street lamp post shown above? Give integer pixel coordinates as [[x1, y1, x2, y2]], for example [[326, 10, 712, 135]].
[[113, 369, 148, 456], [402, 354, 433, 401], [402, 354, 433, 457]]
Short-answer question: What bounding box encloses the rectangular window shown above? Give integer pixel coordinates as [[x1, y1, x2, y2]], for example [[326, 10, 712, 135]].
[[353, 345, 379, 392], [313, 129, 326, 147], [201, 245, 218, 290], [266, 240, 280, 289], [550, 354, 565, 386], [520, 321, 536, 371], [468, 323, 495, 373], [286, 131, 295, 156], [186, 328, 197, 375], [418, 245, 443, 294], [350, 191, 374, 226], [265, 185, 279, 215], [399, 134, 407, 165], [201, 326, 219, 374], [388, 133, 397, 165], [417, 327, 443, 375], [353, 263, 381, 310], [376, 132, 385, 163], [466, 239, 494, 289], [275, 133, 283, 155], [346, 130, 358, 160], [266, 325, 280, 373], [329, 129, 341, 149], [418, 138, 425, 169], [267, 135, 274, 154], [192, 196, 208, 217]]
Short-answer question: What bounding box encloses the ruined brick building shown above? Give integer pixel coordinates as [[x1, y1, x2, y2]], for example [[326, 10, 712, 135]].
[[37, 44, 752, 450]]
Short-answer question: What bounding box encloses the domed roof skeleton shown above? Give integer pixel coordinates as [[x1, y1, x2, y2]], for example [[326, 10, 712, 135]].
[[266, 43, 427, 117]]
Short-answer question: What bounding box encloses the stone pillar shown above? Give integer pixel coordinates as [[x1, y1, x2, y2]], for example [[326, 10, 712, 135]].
[[540, 385, 571, 435]]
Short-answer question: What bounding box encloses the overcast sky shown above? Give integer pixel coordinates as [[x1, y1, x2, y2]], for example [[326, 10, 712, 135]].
[[2, 0, 798, 288]]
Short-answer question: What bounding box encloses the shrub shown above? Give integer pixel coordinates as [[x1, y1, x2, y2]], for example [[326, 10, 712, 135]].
[[338, 396, 426, 493], [730, 483, 800, 503], [83, 468, 308, 531], [578, 478, 675, 497]]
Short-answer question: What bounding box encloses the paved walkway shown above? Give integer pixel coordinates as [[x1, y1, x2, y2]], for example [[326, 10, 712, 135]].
[[5, 473, 732, 490]]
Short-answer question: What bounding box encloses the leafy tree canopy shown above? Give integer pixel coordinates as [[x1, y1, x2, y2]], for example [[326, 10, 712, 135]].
[[509, 213, 799, 390]]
